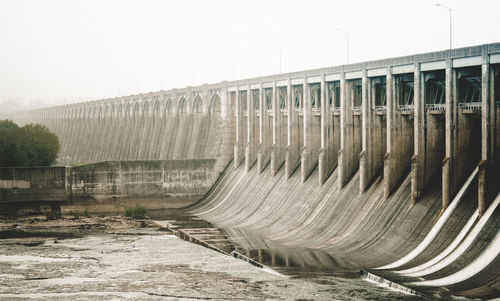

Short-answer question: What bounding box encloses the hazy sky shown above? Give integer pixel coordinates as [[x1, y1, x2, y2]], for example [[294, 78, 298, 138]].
[[1, 0, 499, 111]]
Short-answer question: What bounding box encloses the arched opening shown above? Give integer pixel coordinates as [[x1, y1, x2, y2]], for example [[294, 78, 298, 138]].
[[143, 101, 150, 117], [193, 95, 203, 114], [209, 94, 221, 114], [178, 97, 186, 114], [153, 99, 161, 117], [165, 99, 172, 115], [133, 102, 140, 119]]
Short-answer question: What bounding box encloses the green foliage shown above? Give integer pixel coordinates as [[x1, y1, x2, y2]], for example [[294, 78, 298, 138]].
[[83, 209, 90, 217], [45, 210, 62, 220], [0, 120, 60, 167], [124, 205, 148, 219]]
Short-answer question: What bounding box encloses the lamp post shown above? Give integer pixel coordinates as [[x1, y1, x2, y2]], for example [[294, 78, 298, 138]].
[[268, 44, 282, 74], [436, 3, 452, 49], [334, 28, 349, 64], [185, 64, 195, 86], [223, 56, 235, 80]]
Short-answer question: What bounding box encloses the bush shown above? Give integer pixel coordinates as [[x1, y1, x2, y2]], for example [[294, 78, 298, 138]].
[[0, 120, 60, 167], [45, 210, 62, 220], [124, 205, 148, 219]]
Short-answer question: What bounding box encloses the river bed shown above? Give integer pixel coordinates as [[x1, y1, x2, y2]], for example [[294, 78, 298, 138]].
[[0, 216, 420, 300]]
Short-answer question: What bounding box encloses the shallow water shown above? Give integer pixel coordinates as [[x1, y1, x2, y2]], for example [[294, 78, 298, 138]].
[[0, 231, 424, 300], [0, 209, 424, 300]]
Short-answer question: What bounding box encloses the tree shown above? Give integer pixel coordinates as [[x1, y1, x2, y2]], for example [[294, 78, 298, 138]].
[[0, 120, 60, 167]]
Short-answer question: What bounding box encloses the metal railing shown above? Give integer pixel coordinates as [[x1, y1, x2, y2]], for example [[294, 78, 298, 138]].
[[398, 104, 414, 114], [458, 102, 481, 111], [425, 103, 446, 112], [374, 105, 386, 113], [351, 106, 362, 113]]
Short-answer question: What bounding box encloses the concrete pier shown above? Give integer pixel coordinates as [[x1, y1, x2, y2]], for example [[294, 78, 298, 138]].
[[285, 81, 301, 179]]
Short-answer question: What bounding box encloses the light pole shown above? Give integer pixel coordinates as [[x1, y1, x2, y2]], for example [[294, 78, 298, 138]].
[[185, 64, 195, 86], [436, 3, 452, 49], [334, 28, 349, 64], [268, 44, 282, 74], [224, 56, 235, 80]]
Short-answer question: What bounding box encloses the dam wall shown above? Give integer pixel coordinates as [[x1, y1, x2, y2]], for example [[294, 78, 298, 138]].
[[190, 155, 498, 299], [15, 88, 235, 174], [15, 43, 500, 213], [13, 42, 500, 299]]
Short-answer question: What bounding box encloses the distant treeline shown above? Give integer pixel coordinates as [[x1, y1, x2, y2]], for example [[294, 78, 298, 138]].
[[0, 120, 59, 167]]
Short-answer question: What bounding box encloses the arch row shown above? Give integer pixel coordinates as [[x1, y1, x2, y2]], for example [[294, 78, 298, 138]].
[[22, 88, 223, 123]]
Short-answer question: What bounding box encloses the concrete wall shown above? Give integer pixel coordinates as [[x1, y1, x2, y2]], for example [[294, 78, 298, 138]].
[[14, 89, 233, 176], [14, 42, 500, 211], [69, 160, 218, 211], [0, 166, 68, 205], [0, 160, 219, 213]]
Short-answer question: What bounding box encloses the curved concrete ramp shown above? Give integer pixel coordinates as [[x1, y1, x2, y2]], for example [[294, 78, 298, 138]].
[[189, 162, 498, 298]]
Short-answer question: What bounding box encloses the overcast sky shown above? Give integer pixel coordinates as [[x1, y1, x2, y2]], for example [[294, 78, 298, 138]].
[[1, 0, 499, 111]]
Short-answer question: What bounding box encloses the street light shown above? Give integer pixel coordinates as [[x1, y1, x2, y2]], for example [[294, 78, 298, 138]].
[[224, 56, 235, 80], [334, 28, 350, 64], [185, 64, 195, 86], [436, 3, 452, 49], [268, 44, 282, 74]]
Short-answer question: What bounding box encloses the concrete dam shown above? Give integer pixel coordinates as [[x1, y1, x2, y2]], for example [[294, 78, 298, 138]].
[[13, 43, 500, 299]]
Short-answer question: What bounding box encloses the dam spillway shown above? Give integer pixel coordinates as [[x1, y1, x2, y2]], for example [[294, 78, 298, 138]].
[[13, 43, 500, 299]]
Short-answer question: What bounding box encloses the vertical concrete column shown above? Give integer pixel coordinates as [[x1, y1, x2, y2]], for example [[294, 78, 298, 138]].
[[337, 70, 365, 190], [411, 64, 424, 203], [257, 83, 270, 173], [320, 75, 327, 149], [271, 80, 282, 175], [245, 84, 257, 171], [220, 82, 229, 120], [338, 71, 348, 190], [319, 73, 329, 184], [360, 69, 371, 192], [301, 78, 313, 182], [384, 67, 394, 198], [442, 58, 455, 210], [285, 79, 299, 179], [258, 84, 264, 172], [234, 86, 244, 169], [479, 50, 491, 215], [259, 84, 264, 146]]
